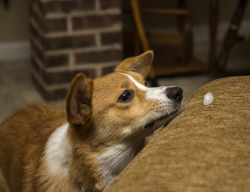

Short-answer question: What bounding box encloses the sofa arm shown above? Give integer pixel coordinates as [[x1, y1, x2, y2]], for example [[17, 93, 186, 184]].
[[105, 76, 250, 192]]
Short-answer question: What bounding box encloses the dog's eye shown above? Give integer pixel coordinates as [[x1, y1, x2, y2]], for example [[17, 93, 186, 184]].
[[118, 90, 134, 103]]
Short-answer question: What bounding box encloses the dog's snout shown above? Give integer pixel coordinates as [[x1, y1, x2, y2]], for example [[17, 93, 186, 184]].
[[166, 87, 183, 102]]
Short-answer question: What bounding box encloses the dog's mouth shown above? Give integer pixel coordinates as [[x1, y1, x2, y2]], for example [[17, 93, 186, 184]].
[[144, 109, 179, 130]]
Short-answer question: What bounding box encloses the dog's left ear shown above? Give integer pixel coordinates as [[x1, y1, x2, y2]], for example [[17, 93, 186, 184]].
[[115, 50, 154, 79], [66, 73, 93, 125]]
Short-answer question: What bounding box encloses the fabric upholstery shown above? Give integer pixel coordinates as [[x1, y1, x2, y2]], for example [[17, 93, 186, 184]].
[[105, 76, 250, 192]]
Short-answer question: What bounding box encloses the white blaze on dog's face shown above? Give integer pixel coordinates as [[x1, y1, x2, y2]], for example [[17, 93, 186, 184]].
[[90, 51, 183, 143]]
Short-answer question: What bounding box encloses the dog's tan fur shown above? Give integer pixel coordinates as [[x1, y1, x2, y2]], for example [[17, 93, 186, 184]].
[[0, 105, 67, 191], [0, 51, 182, 192]]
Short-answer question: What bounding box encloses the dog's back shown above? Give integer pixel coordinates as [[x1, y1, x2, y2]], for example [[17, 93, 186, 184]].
[[0, 104, 66, 191]]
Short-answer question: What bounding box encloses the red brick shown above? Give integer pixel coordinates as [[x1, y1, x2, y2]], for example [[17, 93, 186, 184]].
[[32, 74, 68, 101], [101, 31, 122, 45], [75, 49, 122, 64], [42, 35, 95, 50], [29, 22, 40, 40], [31, 57, 43, 79], [44, 54, 69, 68], [102, 65, 117, 76], [39, 1, 77, 14], [30, 7, 67, 33], [30, 0, 123, 101], [73, 14, 121, 30], [31, 40, 44, 62], [31, 40, 69, 68], [99, 0, 121, 10], [39, 0, 95, 14], [31, 7, 43, 30], [43, 69, 96, 85], [41, 18, 67, 33], [32, 56, 96, 85]]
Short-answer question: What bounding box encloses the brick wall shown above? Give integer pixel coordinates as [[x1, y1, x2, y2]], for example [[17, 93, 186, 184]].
[[29, 0, 122, 100]]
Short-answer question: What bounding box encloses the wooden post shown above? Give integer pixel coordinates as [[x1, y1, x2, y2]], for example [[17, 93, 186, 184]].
[[130, 0, 156, 80], [217, 0, 248, 71], [208, 0, 219, 71]]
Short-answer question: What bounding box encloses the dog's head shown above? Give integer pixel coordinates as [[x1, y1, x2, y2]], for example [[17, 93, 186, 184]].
[[66, 51, 182, 146]]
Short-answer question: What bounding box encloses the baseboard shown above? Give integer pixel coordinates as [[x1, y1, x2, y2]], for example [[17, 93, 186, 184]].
[[0, 41, 30, 62]]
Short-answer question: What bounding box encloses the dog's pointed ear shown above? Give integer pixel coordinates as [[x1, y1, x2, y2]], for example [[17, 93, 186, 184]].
[[115, 50, 153, 78], [66, 73, 93, 125]]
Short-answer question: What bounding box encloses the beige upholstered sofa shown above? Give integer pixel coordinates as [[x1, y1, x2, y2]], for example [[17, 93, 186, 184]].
[[105, 76, 250, 192]]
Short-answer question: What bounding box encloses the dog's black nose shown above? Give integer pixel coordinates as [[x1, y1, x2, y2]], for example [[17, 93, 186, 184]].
[[166, 87, 183, 102]]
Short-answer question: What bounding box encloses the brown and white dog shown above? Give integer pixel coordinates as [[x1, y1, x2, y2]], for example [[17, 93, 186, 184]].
[[0, 51, 183, 192]]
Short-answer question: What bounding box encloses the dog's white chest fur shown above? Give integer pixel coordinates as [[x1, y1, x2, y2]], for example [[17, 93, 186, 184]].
[[45, 123, 72, 175], [96, 142, 141, 188]]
